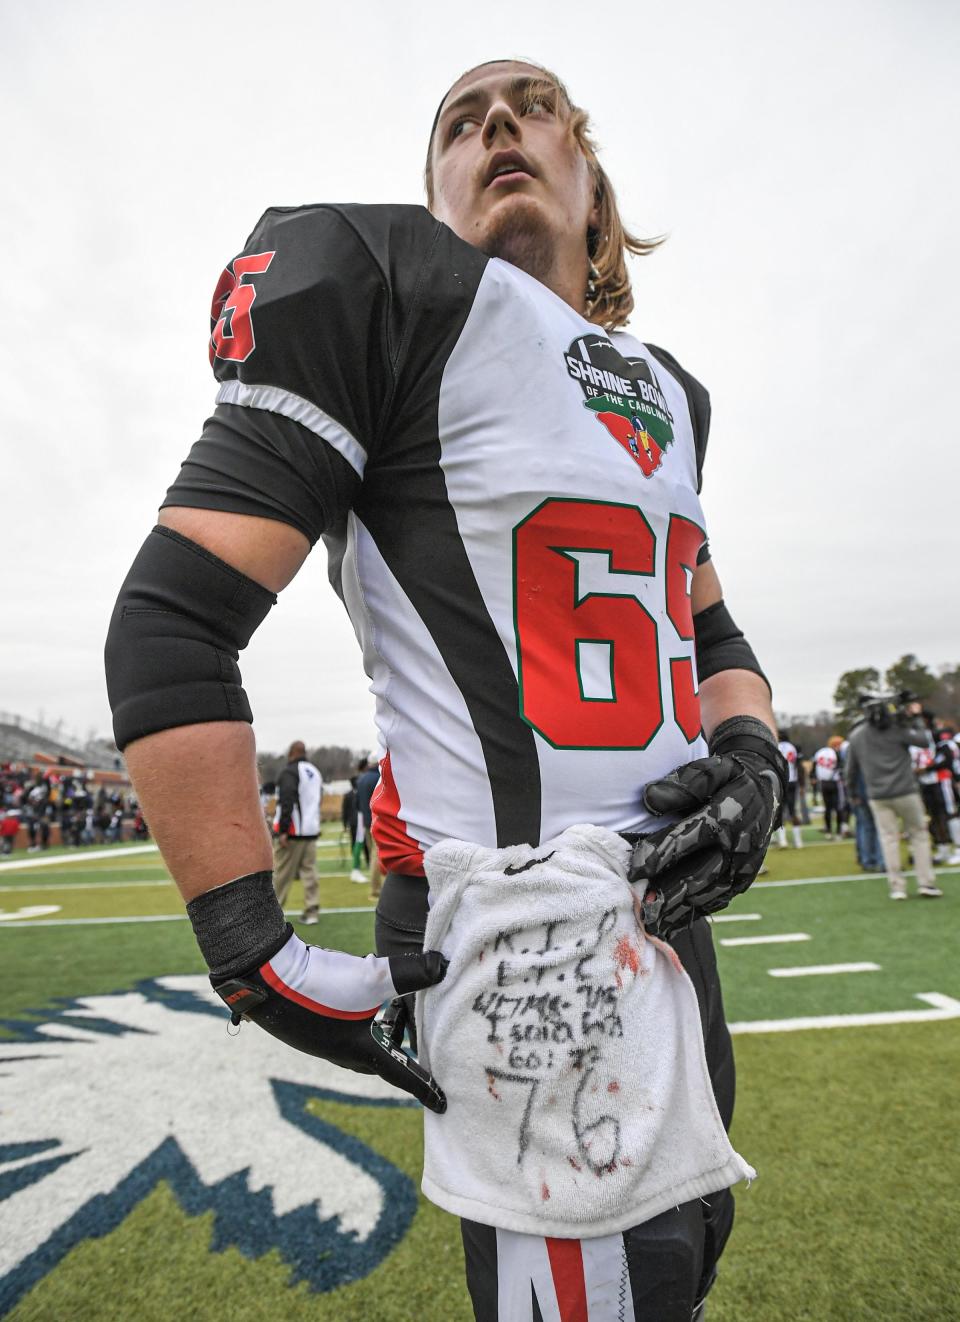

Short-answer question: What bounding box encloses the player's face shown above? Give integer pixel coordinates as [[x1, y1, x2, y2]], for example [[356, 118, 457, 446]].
[[429, 62, 598, 267]]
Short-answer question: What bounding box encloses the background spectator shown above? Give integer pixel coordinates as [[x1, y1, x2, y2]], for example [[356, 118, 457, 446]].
[[846, 695, 941, 900], [776, 730, 803, 848], [272, 741, 323, 924], [355, 754, 383, 899]]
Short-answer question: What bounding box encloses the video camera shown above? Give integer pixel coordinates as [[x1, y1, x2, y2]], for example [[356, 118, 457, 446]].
[[856, 689, 920, 730]]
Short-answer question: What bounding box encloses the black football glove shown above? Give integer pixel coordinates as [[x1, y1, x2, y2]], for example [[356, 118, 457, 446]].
[[212, 930, 448, 1112], [187, 871, 448, 1112], [629, 716, 788, 940]]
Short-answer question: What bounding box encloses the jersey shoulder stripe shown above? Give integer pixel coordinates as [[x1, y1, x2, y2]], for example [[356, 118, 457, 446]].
[[215, 379, 367, 477]]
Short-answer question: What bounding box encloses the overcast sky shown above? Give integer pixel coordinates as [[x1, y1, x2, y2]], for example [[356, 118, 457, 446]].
[[2, 0, 957, 753]]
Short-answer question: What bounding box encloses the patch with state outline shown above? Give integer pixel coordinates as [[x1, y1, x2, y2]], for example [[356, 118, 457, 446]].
[[565, 336, 675, 477]]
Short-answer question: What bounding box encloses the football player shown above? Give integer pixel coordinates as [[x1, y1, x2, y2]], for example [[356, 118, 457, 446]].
[[105, 60, 786, 1321], [776, 729, 803, 847], [812, 738, 842, 839]]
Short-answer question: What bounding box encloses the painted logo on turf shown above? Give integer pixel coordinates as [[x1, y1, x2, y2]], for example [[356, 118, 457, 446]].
[[0, 978, 417, 1313], [564, 337, 675, 477]]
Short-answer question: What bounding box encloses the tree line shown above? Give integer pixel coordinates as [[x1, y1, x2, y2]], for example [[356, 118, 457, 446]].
[[779, 654, 960, 752]]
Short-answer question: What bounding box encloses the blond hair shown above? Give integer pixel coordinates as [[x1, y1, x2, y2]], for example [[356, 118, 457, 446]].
[[425, 61, 663, 332]]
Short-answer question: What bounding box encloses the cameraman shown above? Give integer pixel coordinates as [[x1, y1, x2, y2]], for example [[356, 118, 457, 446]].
[[845, 693, 942, 900]]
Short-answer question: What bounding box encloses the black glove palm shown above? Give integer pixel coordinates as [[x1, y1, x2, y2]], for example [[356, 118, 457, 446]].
[[212, 931, 448, 1113], [629, 718, 787, 940]]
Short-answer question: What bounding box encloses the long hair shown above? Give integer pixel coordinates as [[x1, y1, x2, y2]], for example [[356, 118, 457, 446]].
[[424, 61, 663, 332]]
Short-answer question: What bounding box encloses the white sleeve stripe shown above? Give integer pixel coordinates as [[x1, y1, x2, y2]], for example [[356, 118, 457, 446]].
[[215, 380, 368, 477]]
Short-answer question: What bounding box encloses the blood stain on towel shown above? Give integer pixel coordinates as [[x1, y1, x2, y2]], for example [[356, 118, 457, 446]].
[[541, 1182, 551, 1201], [568, 1157, 582, 1171], [613, 934, 641, 976], [607, 1080, 620, 1093], [486, 1072, 502, 1101]]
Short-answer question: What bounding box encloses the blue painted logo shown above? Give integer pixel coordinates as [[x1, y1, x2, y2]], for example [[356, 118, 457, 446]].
[[0, 977, 418, 1313]]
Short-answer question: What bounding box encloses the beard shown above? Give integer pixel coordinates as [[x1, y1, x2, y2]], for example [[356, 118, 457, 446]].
[[475, 196, 556, 287]]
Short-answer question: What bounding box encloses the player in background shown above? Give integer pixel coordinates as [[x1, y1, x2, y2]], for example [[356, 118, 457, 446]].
[[812, 738, 842, 839], [272, 741, 323, 924], [911, 739, 946, 859], [931, 727, 960, 864], [833, 734, 852, 838], [105, 60, 787, 1320], [776, 729, 803, 848]]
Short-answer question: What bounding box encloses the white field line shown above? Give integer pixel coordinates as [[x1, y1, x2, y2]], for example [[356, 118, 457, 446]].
[[0, 905, 375, 928], [0, 844, 159, 872], [0, 905, 61, 921], [0, 838, 345, 876], [729, 993, 960, 1034], [0, 879, 174, 894], [720, 933, 811, 947], [709, 913, 761, 923], [0, 867, 353, 893], [757, 867, 960, 888], [768, 962, 881, 978]]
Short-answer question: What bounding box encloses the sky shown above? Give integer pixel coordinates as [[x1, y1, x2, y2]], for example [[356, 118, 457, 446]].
[[2, 0, 958, 753]]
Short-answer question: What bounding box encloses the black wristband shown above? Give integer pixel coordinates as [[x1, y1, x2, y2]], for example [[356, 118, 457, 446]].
[[693, 599, 771, 693], [709, 715, 789, 797], [186, 870, 290, 980]]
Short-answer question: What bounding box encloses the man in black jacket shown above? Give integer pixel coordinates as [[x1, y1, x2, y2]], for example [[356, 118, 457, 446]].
[[355, 754, 382, 900]]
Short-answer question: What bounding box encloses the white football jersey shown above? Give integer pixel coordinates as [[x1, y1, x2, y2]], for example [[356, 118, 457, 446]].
[[910, 745, 937, 786], [812, 747, 839, 782], [273, 760, 323, 838], [778, 741, 798, 784], [170, 205, 719, 874]]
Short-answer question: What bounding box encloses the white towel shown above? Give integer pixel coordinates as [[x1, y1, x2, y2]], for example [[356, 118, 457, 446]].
[[417, 823, 755, 1237]]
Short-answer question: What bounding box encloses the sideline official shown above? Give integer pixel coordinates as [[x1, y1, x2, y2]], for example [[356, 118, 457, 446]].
[[273, 741, 323, 923]]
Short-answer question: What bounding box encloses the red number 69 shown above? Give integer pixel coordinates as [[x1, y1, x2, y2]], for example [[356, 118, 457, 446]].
[[513, 498, 704, 749]]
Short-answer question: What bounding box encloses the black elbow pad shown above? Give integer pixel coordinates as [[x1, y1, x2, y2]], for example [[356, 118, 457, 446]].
[[105, 525, 276, 751], [694, 598, 771, 693]]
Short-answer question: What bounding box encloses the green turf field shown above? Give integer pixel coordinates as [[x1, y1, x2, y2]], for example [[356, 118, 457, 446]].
[[1, 828, 957, 1320]]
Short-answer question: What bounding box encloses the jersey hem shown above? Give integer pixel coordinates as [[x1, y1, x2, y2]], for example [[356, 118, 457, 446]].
[[420, 1158, 754, 1238]]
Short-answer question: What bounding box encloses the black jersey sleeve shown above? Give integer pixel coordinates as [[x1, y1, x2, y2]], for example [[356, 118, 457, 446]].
[[162, 405, 360, 545], [645, 343, 711, 494], [163, 204, 466, 541]]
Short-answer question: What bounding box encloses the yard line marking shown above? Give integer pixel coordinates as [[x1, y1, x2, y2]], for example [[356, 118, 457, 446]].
[[0, 845, 159, 872], [720, 933, 811, 947], [0, 879, 173, 894], [0, 905, 376, 928], [0, 838, 345, 874], [768, 962, 881, 978], [0, 867, 353, 893], [756, 867, 960, 888], [0, 915, 192, 927], [729, 992, 960, 1034], [709, 913, 761, 923], [758, 872, 871, 887], [0, 906, 61, 921]]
